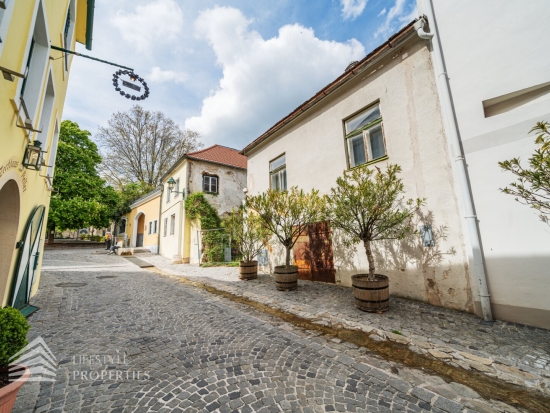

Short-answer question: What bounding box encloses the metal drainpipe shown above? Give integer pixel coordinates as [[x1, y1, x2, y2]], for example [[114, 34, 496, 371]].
[[415, 3, 493, 322], [157, 186, 164, 255]]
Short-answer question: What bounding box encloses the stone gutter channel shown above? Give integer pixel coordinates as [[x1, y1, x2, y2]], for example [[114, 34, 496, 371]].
[[146, 267, 550, 413]]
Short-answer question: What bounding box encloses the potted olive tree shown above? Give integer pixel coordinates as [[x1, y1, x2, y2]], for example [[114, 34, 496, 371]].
[[224, 206, 270, 280], [327, 164, 423, 312], [0, 307, 31, 413], [246, 187, 326, 291]]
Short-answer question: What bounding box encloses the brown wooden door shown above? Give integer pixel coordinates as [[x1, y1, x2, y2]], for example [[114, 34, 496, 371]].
[[292, 222, 335, 283], [293, 226, 311, 280]]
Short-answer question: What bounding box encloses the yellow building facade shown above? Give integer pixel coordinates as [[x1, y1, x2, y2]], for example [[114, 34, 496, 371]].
[[0, 0, 95, 313], [121, 188, 162, 253]]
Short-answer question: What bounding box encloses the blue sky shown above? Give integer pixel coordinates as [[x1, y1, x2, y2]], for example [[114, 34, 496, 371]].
[[64, 0, 417, 150]]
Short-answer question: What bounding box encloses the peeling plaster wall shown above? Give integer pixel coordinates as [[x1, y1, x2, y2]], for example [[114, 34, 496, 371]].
[[247, 37, 474, 312]]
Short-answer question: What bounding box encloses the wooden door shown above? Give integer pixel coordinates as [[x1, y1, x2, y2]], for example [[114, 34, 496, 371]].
[[293, 227, 311, 280], [292, 222, 335, 283]]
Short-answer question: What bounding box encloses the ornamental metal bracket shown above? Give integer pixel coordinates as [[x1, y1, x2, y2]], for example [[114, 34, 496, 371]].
[[50, 45, 149, 100]]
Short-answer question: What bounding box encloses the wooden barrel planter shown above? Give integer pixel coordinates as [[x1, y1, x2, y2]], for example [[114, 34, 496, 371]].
[[274, 265, 298, 291], [351, 274, 389, 313], [239, 261, 258, 280]]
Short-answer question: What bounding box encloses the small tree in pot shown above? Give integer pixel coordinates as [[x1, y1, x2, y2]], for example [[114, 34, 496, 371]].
[[224, 206, 270, 280], [0, 307, 31, 413], [246, 187, 326, 291], [327, 164, 424, 312]]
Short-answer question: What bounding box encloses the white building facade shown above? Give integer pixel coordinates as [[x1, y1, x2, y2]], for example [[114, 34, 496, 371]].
[[159, 145, 247, 264], [419, 0, 550, 328], [242, 23, 477, 313]]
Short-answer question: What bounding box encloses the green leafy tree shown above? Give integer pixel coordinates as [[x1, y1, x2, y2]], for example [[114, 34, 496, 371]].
[[224, 206, 270, 263], [327, 164, 424, 281], [48, 121, 118, 241], [499, 122, 550, 223], [246, 187, 326, 266]]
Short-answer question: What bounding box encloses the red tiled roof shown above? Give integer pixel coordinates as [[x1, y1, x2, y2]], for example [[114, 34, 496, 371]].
[[186, 145, 247, 169]]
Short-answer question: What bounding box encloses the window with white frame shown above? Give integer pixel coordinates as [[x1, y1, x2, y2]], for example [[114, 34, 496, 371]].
[[166, 183, 171, 202], [153, 219, 157, 234], [37, 71, 55, 146], [269, 154, 286, 190], [344, 104, 386, 168], [170, 214, 175, 235], [163, 218, 168, 237], [46, 121, 59, 183], [148, 221, 153, 235], [18, 1, 50, 127], [203, 174, 218, 194], [175, 178, 180, 197]]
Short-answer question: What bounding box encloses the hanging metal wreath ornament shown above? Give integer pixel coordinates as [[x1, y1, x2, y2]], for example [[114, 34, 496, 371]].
[[112, 70, 150, 100]]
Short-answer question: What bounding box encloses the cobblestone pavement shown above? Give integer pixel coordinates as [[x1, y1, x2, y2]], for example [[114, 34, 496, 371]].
[[12, 249, 525, 413], [138, 255, 550, 396]]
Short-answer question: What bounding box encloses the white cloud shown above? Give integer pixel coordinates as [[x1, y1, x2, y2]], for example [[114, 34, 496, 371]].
[[149, 67, 188, 84], [374, 0, 417, 39], [185, 7, 365, 148], [110, 0, 184, 53], [377, 8, 387, 17], [340, 0, 368, 21]]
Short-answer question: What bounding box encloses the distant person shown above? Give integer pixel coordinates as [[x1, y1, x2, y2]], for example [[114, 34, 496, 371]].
[[105, 232, 112, 250], [108, 241, 123, 255]]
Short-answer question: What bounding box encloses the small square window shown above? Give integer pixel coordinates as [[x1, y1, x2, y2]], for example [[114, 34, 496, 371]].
[[269, 154, 287, 191], [170, 214, 176, 235], [344, 105, 386, 168], [203, 175, 219, 194]]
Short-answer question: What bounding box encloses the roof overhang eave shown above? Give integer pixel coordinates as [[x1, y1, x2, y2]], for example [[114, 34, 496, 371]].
[[240, 20, 419, 156]]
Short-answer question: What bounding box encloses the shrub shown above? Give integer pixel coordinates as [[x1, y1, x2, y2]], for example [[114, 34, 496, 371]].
[[0, 307, 30, 367]]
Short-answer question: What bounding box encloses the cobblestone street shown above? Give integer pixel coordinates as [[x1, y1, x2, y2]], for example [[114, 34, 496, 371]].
[[14, 250, 530, 412]]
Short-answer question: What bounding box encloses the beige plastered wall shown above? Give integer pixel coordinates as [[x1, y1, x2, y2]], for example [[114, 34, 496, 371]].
[[246, 37, 474, 312], [124, 193, 161, 251]]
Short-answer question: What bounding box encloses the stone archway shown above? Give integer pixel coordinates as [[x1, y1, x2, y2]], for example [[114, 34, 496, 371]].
[[0, 180, 20, 305]]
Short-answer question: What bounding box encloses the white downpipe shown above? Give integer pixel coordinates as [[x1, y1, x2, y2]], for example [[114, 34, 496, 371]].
[[415, 2, 493, 321]]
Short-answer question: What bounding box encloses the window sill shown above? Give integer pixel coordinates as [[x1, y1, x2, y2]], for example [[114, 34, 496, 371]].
[[349, 155, 389, 170], [204, 191, 219, 196]]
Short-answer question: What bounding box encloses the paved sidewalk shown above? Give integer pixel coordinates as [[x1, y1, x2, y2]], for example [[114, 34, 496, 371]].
[[140, 255, 550, 396]]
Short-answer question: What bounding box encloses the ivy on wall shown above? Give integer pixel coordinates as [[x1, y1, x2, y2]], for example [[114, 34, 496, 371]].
[[185, 192, 224, 262]]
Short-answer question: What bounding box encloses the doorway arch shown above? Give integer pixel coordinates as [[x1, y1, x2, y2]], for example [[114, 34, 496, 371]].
[[133, 212, 145, 247], [0, 180, 20, 305]]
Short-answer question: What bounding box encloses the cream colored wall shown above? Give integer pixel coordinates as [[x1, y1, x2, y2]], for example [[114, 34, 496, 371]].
[[0, 0, 81, 306], [160, 161, 187, 261], [423, 0, 550, 327], [246, 38, 474, 312], [124, 193, 161, 251]]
